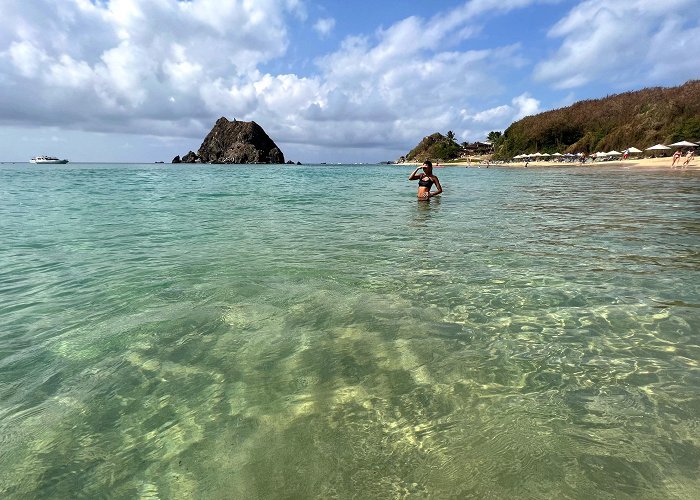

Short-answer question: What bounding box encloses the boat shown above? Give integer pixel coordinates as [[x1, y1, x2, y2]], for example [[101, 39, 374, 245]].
[[30, 156, 69, 164]]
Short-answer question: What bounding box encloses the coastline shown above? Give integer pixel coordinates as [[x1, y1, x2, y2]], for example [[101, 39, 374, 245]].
[[398, 157, 698, 170]]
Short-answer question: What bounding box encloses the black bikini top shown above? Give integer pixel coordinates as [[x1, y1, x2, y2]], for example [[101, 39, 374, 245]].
[[418, 176, 433, 189]]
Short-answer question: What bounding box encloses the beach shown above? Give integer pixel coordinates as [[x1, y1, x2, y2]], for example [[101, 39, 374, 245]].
[[403, 156, 699, 170], [1, 162, 699, 498]]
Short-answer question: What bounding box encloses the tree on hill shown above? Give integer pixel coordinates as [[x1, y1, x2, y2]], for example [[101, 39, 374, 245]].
[[405, 132, 462, 162], [487, 131, 502, 143]]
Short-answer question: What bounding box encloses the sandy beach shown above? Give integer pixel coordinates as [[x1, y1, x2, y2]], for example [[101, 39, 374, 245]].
[[401, 156, 698, 170]]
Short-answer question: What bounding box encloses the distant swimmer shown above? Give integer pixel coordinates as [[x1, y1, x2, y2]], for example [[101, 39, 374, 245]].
[[409, 160, 443, 200]]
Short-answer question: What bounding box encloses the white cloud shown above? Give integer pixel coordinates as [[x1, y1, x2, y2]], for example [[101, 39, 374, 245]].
[[8, 41, 49, 77], [47, 54, 94, 88], [0, 0, 299, 126], [512, 93, 540, 119], [313, 17, 336, 37], [535, 0, 700, 89], [460, 93, 541, 139], [646, 16, 700, 80], [98, 42, 153, 107], [471, 105, 512, 124], [162, 44, 204, 92], [0, 0, 543, 155], [9, 0, 689, 162]]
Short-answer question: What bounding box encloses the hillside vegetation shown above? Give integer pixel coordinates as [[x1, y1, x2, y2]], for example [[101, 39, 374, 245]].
[[404, 133, 463, 162], [494, 80, 700, 158]]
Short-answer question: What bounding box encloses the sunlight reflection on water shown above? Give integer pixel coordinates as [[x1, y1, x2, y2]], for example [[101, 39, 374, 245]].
[[0, 163, 699, 498]]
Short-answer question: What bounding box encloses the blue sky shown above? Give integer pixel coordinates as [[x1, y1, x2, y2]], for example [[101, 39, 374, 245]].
[[1, 0, 698, 163]]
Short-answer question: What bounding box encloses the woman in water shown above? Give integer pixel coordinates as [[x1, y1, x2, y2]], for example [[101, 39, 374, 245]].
[[409, 161, 443, 200]]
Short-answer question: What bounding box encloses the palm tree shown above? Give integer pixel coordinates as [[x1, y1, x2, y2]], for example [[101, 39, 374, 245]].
[[447, 130, 456, 142]]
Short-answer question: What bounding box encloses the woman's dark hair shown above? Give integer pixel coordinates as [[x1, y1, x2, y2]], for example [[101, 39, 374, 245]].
[[423, 160, 433, 168]]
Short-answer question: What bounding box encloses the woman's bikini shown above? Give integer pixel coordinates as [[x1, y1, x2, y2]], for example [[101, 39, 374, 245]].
[[418, 176, 433, 189]]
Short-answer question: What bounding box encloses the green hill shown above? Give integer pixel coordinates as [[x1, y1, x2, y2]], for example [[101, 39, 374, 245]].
[[403, 133, 462, 162], [495, 80, 700, 157]]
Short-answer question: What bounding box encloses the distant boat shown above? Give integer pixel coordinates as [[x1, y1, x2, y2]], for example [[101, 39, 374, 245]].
[[30, 156, 69, 164]]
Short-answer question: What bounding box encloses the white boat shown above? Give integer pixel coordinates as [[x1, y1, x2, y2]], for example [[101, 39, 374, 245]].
[[30, 156, 69, 164]]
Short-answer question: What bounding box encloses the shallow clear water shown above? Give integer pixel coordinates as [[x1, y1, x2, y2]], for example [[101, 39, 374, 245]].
[[1, 163, 699, 498]]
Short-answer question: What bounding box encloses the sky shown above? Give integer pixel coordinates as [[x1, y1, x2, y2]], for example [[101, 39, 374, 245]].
[[1, 0, 699, 163]]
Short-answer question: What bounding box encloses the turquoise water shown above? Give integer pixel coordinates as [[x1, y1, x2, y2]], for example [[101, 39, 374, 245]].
[[1, 163, 699, 498]]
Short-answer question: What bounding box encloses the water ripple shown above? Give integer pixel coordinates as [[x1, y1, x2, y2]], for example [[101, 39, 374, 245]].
[[0, 163, 699, 498]]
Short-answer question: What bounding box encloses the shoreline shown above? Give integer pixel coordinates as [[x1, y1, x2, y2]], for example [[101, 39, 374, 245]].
[[398, 157, 698, 170]]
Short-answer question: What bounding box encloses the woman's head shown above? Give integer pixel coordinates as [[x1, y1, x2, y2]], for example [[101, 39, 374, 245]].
[[422, 160, 433, 174]]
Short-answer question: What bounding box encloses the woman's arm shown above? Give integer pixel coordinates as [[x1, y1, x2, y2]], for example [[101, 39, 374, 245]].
[[408, 167, 422, 180], [429, 176, 443, 197]]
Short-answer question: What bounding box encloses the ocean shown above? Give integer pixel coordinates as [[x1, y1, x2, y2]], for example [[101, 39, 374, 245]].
[[1, 162, 699, 498]]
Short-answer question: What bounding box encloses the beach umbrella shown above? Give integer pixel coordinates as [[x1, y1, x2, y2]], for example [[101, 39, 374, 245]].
[[645, 144, 671, 150], [607, 150, 622, 155], [668, 141, 698, 147], [626, 147, 643, 153], [532, 152, 542, 157], [552, 153, 562, 156], [541, 153, 551, 157]]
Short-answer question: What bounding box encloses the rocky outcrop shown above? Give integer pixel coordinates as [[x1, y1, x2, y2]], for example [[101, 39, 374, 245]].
[[174, 117, 285, 164], [182, 150, 200, 163]]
